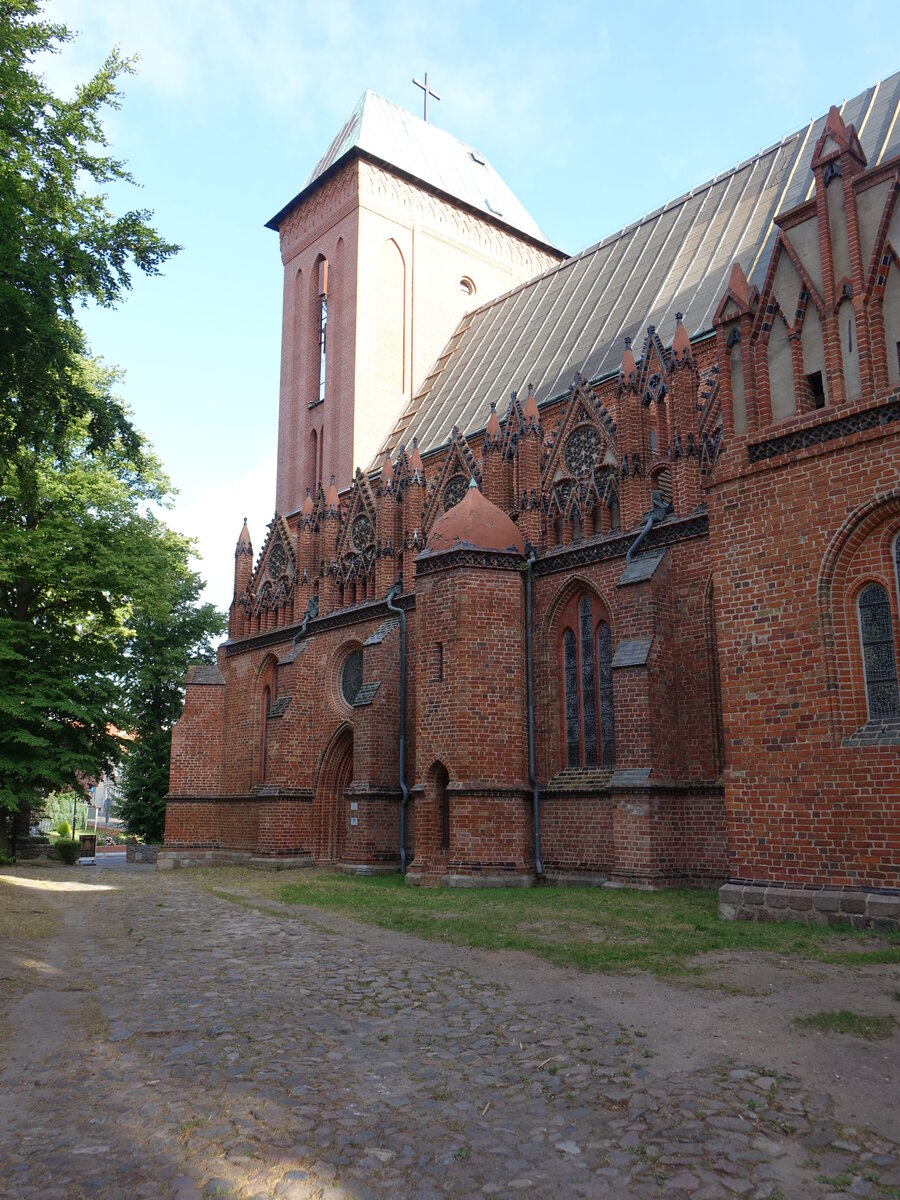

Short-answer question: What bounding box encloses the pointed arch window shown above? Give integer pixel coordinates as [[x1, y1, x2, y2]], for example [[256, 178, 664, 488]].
[[858, 583, 900, 720], [260, 685, 272, 783], [560, 593, 615, 768], [310, 257, 328, 408], [318, 283, 328, 403]]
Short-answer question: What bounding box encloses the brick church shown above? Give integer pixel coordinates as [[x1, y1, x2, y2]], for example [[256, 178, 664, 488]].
[[165, 79, 900, 925]]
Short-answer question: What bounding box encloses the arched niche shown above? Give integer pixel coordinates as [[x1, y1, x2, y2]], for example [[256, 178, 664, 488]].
[[837, 297, 861, 401], [767, 315, 796, 421]]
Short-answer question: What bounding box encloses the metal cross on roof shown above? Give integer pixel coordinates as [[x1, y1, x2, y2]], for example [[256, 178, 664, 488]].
[[412, 72, 441, 122]]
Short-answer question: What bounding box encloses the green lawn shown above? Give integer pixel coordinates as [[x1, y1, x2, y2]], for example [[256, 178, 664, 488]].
[[200, 868, 900, 978], [794, 1010, 898, 1039]]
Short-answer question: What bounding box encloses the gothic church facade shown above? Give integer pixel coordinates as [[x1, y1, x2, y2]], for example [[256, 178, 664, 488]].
[[165, 83, 900, 926]]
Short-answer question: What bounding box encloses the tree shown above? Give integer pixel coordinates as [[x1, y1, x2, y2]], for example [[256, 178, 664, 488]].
[[0, 0, 178, 467], [118, 563, 225, 843], [0, 375, 202, 817], [0, 391, 224, 838], [0, 3, 205, 849]]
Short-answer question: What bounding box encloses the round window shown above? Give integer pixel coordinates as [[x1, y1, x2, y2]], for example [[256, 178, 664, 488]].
[[340, 649, 363, 706]]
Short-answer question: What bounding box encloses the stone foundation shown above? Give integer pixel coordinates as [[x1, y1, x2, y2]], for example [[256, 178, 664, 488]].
[[157, 849, 253, 870], [126, 841, 160, 864], [719, 883, 900, 931], [157, 848, 316, 871]]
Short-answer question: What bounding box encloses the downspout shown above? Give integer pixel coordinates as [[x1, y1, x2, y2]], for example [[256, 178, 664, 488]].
[[625, 490, 672, 565], [386, 575, 409, 874], [525, 548, 543, 877]]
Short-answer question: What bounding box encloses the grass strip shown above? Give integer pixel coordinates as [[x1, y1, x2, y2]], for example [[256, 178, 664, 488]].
[[794, 1010, 897, 1039]]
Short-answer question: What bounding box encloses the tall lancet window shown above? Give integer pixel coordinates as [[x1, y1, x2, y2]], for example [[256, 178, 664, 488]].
[[858, 583, 900, 720], [316, 258, 328, 405], [560, 593, 616, 769]]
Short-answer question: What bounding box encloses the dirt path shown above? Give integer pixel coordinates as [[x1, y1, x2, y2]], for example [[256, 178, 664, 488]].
[[1, 866, 898, 1200]]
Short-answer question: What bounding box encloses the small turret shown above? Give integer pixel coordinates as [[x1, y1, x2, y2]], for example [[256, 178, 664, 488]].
[[522, 382, 540, 428], [671, 312, 692, 366], [618, 337, 637, 390], [230, 518, 254, 639], [482, 401, 505, 508], [408, 438, 424, 481], [517, 385, 542, 548]]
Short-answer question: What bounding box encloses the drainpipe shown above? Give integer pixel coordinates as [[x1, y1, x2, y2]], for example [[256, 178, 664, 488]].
[[386, 575, 409, 874], [525, 547, 543, 877], [625, 490, 673, 565]]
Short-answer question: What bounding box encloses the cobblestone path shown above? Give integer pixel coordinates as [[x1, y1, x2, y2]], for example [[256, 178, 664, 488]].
[[1, 869, 898, 1200]]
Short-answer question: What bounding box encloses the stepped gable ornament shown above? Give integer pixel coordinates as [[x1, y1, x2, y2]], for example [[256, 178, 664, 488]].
[[636, 325, 669, 406], [542, 375, 616, 491], [421, 426, 481, 532], [499, 391, 525, 459], [249, 513, 296, 607]]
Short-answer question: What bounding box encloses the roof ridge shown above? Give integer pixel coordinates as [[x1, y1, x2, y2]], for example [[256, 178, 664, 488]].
[[372, 69, 900, 462], [272, 88, 555, 246]]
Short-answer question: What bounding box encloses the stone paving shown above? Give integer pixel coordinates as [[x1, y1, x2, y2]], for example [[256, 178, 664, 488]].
[[1, 868, 898, 1199]]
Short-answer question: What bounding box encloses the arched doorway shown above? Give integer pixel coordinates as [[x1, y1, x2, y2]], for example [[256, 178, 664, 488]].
[[314, 726, 353, 863]]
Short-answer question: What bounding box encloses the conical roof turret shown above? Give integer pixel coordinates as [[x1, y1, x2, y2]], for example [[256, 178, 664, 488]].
[[421, 479, 524, 556], [235, 517, 253, 556]]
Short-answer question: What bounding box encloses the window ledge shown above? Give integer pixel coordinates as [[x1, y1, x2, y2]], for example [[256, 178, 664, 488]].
[[843, 717, 900, 748]]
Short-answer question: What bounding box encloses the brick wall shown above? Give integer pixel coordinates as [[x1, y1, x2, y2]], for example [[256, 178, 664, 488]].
[[707, 408, 900, 888]]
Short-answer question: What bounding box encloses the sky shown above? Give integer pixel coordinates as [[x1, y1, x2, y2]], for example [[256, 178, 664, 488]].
[[38, 0, 900, 612]]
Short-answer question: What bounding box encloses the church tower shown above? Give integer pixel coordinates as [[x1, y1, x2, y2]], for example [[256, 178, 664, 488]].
[[267, 91, 563, 517]]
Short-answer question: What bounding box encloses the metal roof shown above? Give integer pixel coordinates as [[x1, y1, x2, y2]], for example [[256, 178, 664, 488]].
[[267, 90, 555, 247], [377, 71, 900, 464]]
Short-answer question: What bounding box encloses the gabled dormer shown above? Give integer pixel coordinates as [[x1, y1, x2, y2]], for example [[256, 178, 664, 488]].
[[714, 113, 900, 451]]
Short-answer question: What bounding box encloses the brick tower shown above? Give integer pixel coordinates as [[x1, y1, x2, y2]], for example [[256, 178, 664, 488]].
[[409, 481, 531, 885], [267, 91, 562, 518]]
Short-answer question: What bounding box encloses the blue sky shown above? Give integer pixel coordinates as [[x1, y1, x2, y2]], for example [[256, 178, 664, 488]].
[[41, 0, 900, 610]]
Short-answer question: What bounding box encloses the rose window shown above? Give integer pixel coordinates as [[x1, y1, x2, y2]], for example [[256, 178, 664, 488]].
[[563, 425, 602, 478], [443, 473, 469, 511], [268, 543, 286, 577], [351, 515, 373, 552]]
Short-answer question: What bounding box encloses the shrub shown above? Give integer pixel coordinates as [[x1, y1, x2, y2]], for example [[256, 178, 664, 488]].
[[55, 839, 80, 865], [56, 820, 72, 839]]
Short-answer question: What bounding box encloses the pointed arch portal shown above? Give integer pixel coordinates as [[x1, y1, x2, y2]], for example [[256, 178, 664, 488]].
[[314, 726, 353, 863]]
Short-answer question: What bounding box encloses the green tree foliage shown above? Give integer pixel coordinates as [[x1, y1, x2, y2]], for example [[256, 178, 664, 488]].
[[0, 395, 224, 832], [0, 3, 220, 846], [0, 0, 178, 466], [118, 567, 225, 843], [0, 389, 181, 807]]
